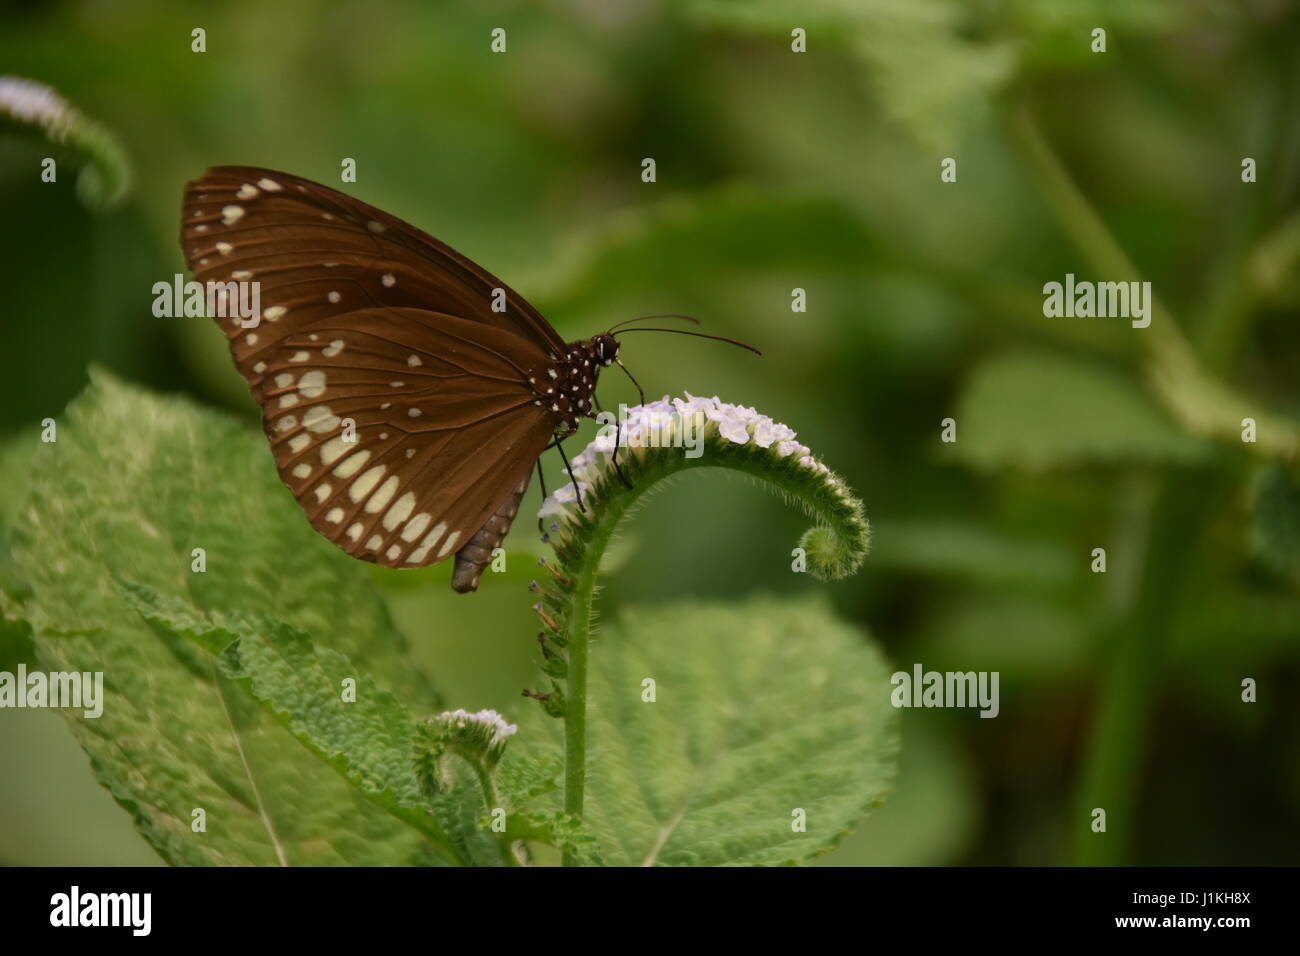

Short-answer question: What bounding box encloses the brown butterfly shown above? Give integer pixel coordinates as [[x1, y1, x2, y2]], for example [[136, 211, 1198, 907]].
[[179, 167, 755, 592]]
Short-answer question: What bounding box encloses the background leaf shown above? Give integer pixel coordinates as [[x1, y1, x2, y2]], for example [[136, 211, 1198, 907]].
[[949, 350, 1211, 472], [9, 371, 442, 865]]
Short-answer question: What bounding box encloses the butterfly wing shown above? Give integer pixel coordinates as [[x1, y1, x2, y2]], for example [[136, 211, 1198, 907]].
[[258, 307, 554, 567], [179, 165, 567, 382], [179, 167, 563, 570]]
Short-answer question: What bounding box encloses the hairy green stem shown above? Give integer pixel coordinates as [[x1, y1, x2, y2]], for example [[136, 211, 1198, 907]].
[[533, 426, 871, 866]]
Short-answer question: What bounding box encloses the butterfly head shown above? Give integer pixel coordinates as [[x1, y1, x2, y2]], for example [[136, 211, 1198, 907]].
[[592, 333, 619, 367]]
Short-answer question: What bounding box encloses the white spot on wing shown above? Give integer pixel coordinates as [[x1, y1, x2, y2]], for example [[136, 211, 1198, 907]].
[[407, 354, 422, 367], [349, 464, 387, 503], [289, 433, 311, 454], [364, 475, 400, 514], [263, 306, 286, 322], [322, 339, 344, 357], [326, 507, 344, 524], [400, 513, 431, 542], [333, 450, 371, 478], [321, 436, 350, 466], [346, 522, 362, 542], [298, 370, 326, 399], [221, 205, 244, 225], [437, 530, 462, 558], [257, 178, 282, 191], [303, 405, 340, 433], [314, 483, 332, 503], [381, 273, 395, 287], [292, 463, 311, 478], [384, 492, 416, 531], [365, 534, 382, 550], [237, 184, 259, 199]]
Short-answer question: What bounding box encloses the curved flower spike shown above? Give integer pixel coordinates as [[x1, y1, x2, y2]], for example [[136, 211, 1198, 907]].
[[0, 76, 130, 208], [539, 395, 868, 579], [531, 395, 871, 712]]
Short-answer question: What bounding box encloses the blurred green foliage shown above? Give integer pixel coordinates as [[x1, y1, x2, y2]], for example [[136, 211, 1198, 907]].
[[2, 0, 1299, 864]]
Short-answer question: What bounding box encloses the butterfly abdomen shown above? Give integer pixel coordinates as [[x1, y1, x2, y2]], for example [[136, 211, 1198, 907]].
[[451, 477, 529, 593]]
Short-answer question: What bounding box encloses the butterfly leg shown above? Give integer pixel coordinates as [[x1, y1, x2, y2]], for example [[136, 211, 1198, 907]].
[[534, 459, 550, 533], [555, 439, 586, 513], [592, 396, 633, 490], [610, 414, 633, 490]]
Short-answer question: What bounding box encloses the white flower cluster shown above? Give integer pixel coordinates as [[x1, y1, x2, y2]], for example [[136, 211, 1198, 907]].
[[436, 707, 518, 744], [539, 393, 837, 522]]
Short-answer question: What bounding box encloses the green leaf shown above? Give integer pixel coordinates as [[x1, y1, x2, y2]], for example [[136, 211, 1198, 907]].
[[526, 188, 877, 319], [950, 350, 1209, 472], [0, 427, 37, 602], [689, 0, 1016, 152], [121, 584, 503, 865], [10, 371, 441, 865], [1250, 464, 1300, 579], [817, 720, 976, 866], [523, 595, 898, 866], [119, 585, 425, 806], [871, 518, 1074, 588], [1005, 0, 1198, 71]]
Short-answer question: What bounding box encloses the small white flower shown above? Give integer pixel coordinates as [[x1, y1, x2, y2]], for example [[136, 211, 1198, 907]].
[[717, 411, 751, 445], [437, 707, 518, 742]]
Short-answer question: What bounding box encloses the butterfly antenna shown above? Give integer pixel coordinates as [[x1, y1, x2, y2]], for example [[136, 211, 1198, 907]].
[[612, 327, 762, 356], [606, 313, 701, 334]]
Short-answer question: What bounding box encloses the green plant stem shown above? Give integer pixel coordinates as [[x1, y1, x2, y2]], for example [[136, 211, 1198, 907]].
[[1073, 473, 1213, 863], [559, 495, 628, 866], [468, 762, 524, 867], [1003, 102, 1300, 465]]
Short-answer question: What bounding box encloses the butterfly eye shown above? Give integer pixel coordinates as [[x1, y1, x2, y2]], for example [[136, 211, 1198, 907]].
[[595, 335, 617, 366]]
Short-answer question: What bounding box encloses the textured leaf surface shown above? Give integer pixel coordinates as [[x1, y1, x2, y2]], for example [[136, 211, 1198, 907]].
[[525, 596, 898, 866], [10, 371, 440, 865], [950, 351, 1208, 471], [120, 584, 498, 864]]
